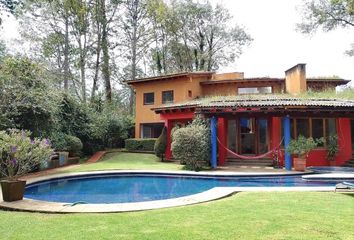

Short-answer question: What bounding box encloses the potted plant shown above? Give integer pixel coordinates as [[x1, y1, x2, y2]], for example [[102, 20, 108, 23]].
[[0, 129, 53, 202], [326, 135, 339, 166], [286, 135, 323, 171]]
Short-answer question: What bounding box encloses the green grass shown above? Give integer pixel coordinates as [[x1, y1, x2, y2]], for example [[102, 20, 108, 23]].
[[0, 192, 353, 239], [1, 152, 353, 239], [59, 152, 183, 173]]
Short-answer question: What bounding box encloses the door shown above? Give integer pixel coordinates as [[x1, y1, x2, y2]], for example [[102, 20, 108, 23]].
[[239, 118, 256, 154], [227, 118, 269, 156]]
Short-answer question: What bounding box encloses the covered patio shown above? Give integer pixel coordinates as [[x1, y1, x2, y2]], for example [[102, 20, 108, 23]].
[[153, 95, 354, 170]]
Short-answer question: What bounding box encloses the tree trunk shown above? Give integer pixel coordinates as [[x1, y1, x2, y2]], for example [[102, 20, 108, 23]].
[[91, 0, 102, 102], [101, 0, 111, 102], [129, 0, 139, 114], [63, 17, 70, 91]]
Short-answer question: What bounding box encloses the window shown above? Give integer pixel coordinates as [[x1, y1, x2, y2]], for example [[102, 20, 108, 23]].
[[143, 92, 154, 105], [286, 118, 337, 147], [141, 123, 164, 138], [188, 90, 192, 98], [162, 90, 174, 104], [238, 87, 272, 94], [296, 119, 309, 138]]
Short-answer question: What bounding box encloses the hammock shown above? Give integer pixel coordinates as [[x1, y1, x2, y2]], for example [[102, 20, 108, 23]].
[[217, 137, 283, 160]]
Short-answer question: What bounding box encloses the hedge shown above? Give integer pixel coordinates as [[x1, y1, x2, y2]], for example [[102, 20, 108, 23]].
[[125, 138, 157, 151]]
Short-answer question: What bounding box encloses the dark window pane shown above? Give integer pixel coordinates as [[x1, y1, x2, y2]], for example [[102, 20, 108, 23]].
[[227, 120, 237, 152], [258, 119, 268, 154], [141, 123, 164, 138], [142, 125, 152, 138], [312, 119, 324, 146], [296, 119, 309, 138], [143, 92, 154, 105], [312, 119, 324, 139], [162, 90, 174, 104], [326, 118, 336, 137]]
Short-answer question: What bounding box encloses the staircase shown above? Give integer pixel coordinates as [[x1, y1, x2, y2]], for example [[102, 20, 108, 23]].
[[342, 155, 354, 167], [226, 158, 273, 167]]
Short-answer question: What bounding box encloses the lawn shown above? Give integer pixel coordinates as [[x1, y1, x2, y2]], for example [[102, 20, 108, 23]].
[[0, 152, 353, 240], [63, 152, 183, 172]]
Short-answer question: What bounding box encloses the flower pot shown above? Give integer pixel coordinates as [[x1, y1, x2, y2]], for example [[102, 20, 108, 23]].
[[293, 157, 306, 171], [0, 180, 26, 202]]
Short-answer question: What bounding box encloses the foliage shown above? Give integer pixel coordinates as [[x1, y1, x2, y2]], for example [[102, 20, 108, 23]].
[[125, 138, 157, 151], [0, 40, 7, 63], [154, 126, 167, 160], [0, 129, 53, 179], [146, 0, 252, 73], [50, 132, 83, 157], [0, 56, 60, 136], [326, 135, 339, 161], [298, 0, 354, 55], [286, 135, 324, 159], [171, 117, 210, 171]]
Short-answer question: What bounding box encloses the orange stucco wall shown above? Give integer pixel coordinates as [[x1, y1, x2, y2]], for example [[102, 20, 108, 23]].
[[131, 74, 211, 137], [285, 64, 306, 94]]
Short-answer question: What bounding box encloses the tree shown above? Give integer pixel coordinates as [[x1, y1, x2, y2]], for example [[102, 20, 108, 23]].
[[298, 0, 354, 55], [146, 0, 252, 73], [0, 56, 59, 136], [0, 0, 22, 25], [120, 0, 152, 113]]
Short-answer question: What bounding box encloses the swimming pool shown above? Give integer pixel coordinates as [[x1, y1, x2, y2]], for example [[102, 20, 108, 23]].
[[24, 172, 352, 204]]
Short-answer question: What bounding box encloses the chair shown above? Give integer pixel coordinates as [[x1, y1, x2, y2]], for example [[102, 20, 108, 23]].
[[335, 182, 354, 192]]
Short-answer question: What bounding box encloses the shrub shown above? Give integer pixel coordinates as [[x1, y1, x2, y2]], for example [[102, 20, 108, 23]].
[[65, 135, 83, 157], [125, 138, 157, 151], [326, 135, 339, 161], [154, 127, 167, 160], [49, 133, 83, 156], [0, 129, 53, 179], [171, 118, 210, 171], [50, 132, 68, 151]]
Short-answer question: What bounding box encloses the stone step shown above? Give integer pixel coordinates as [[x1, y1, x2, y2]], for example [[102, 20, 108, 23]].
[[226, 158, 273, 167]]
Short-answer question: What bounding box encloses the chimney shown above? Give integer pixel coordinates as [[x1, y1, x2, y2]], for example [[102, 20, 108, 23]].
[[285, 64, 306, 95]]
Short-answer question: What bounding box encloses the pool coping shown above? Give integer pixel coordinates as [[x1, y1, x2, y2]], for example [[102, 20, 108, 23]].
[[0, 170, 336, 213]]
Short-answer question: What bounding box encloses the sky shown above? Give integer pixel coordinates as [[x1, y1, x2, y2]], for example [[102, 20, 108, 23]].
[[0, 0, 353, 86], [218, 0, 354, 86]]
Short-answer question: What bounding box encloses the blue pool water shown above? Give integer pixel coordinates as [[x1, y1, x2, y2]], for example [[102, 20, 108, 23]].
[[24, 173, 353, 204]]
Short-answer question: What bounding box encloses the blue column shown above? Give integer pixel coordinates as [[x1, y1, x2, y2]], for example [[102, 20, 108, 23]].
[[283, 115, 292, 171], [211, 116, 217, 169]]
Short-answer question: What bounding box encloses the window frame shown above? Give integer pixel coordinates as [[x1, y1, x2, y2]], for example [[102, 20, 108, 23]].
[[290, 118, 337, 148], [143, 92, 154, 105], [162, 90, 174, 104]]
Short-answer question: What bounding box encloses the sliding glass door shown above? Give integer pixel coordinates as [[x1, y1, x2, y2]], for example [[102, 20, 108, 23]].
[[227, 118, 269, 156]]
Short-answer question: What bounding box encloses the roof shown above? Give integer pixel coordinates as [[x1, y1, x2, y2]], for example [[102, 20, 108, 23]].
[[200, 77, 350, 85], [152, 95, 354, 115], [125, 72, 214, 84]]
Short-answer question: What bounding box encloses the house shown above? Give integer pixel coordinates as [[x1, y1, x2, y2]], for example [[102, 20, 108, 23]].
[[127, 64, 354, 169]]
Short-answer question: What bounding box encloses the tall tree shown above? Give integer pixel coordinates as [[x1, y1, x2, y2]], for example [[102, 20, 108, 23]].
[[298, 0, 354, 54], [147, 0, 252, 73], [120, 0, 151, 113]]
